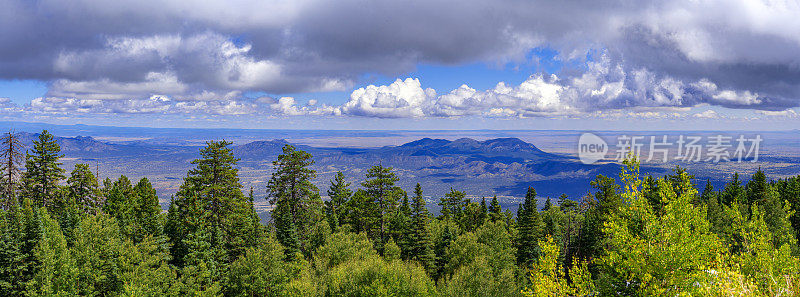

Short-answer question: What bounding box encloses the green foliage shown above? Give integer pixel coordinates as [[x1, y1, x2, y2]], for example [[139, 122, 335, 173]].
[[440, 221, 518, 297], [6, 131, 800, 297], [21, 130, 65, 209], [168, 140, 261, 267], [516, 187, 543, 267], [408, 183, 436, 275], [323, 256, 437, 297], [597, 158, 726, 295], [361, 164, 401, 253], [267, 144, 325, 259], [313, 231, 377, 276], [225, 235, 302, 297], [325, 171, 351, 233], [25, 208, 78, 296], [439, 188, 464, 220], [66, 164, 101, 214], [523, 236, 593, 297], [0, 199, 41, 296], [731, 204, 799, 293]]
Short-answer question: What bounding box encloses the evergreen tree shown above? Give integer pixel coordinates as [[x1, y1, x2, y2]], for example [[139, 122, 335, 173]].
[[434, 223, 455, 281], [488, 195, 502, 223], [699, 180, 716, 204], [0, 199, 41, 296], [516, 186, 543, 267], [130, 178, 163, 243], [325, 171, 351, 232], [26, 209, 78, 296], [439, 187, 465, 220], [391, 192, 412, 259], [343, 189, 375, 234], [167, 140, 260, 266], [21, 130, 65, 209], [543, 197, 553, 211], [361, 164, 400, 253], [67, 164, 102, 214], [103, 175, 134, 226], [577, 174, 621, 262], [746, 168, 768, 205], [408, 183, 435, 274], [266, 144, 325, 259], [721, 173, 745, 206], [558, 194, 577, 213]]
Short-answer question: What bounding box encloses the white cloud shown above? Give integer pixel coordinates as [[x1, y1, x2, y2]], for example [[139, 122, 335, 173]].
[[692, 110, 720, 119], [340, 78, 435, 118], [755, 109, 799, 118]]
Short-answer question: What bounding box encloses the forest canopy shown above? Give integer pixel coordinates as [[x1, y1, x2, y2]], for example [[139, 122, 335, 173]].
[[1, 130, 799, 296]]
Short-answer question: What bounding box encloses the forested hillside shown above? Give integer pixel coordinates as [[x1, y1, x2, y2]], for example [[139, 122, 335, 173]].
[[2, 130, 800, 296]]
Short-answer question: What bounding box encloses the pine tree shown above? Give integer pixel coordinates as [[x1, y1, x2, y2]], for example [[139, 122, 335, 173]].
[[578, 174, 621, 262], [361, 164, 400, 253], [103, 175, 134, 225], [267, 144, 324, 258], [746, 168, 768, 205], [559, 194, 577, 212], [67, 164, 102, 214], [343, 189, 375, 234], [392, 192, 412, 259], [167, 140, 260, 266], [488, 195, 502, 223], [516, 186, 543, 267], [0, 198, 42, 296], [21, 130, 65, 209], [408, 183, 435, 274], [1, 130, 24, 209], [434, 223, 455, 281], [699, 180, 715, 204], [26, 208, 78, 295], [325, 171, 351, 232], [721, 173, 745, 206], [543, 197, 553, 211], [130, 178, 163, 243], [439, 187, 465, 220]]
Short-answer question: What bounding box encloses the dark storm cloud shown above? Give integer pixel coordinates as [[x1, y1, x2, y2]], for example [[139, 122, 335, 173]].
[[1, 0, 799, 115]]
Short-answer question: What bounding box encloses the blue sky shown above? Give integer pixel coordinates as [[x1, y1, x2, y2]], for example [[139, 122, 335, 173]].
[[1, 0, 799, 130]]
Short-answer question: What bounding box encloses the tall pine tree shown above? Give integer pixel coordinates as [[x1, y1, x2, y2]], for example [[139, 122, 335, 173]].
[[408, 183, 435, 275], [67, 164, 102, 214], [266, 144, 325, 259], [166, 140, 260, 266], [21, 130, 65, 209], [325, 171, 351, 232], [516, 186, 543, 267], [488, 195, 502, 223], [361, 164, 400, 253]]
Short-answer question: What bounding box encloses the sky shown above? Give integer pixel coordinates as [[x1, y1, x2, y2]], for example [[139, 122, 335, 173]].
[[0, 0, 799, 130]]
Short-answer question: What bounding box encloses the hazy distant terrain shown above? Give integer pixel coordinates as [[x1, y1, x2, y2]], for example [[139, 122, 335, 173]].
[[3, 121, 798, 216]]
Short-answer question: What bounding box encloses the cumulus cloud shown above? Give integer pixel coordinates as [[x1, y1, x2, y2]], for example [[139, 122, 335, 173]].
[[340, 78, 435, 118], [2, 0, 800, 116], [300, 53, 781, 119]]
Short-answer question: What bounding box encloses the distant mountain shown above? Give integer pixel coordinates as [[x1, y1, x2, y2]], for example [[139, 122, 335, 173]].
[[233, 139, 290, 158], [17, 132, 117, 154], [391, 137, 549, 159], [228, 137, 631, 202]]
